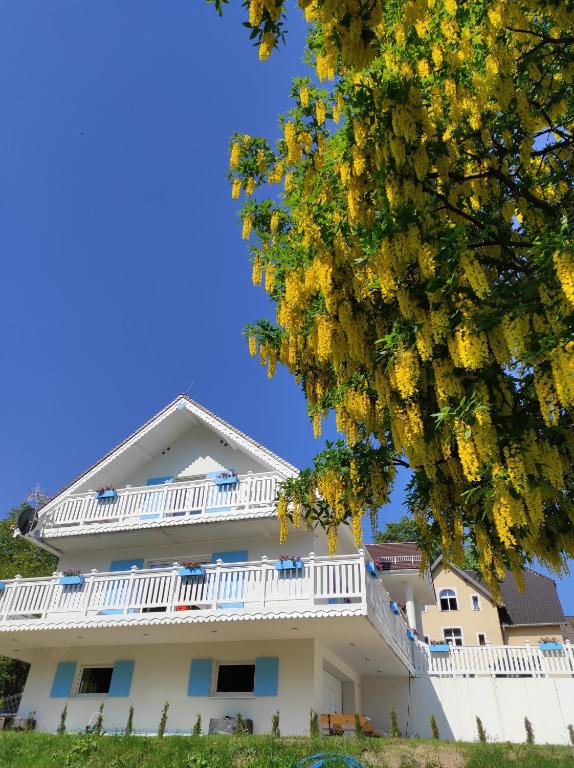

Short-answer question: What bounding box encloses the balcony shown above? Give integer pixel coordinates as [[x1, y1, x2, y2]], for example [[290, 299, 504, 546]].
[[33, 472, 282, 539], [0, 553, 415, 673]]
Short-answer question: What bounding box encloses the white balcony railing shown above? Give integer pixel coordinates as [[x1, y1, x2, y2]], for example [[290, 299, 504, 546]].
[[0, 553, 414, 669], [375, 555, 422, 568], [413, 641, 574, 678], [37, 472, 281, 534]]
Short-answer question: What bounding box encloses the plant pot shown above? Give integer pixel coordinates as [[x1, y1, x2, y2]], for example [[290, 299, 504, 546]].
[[538, 642, 563, 651], [59, 575, 85, 586], [275, 559, 304, 571], [390, 601, 400, 614], [0, 582, 6, 592], [213, 475, 239, 487], [429, 643, 450, 653], [407, 629, 416, 641], [96, 489, 117, 500], [366, 562, 379, 578], [179, 567, 206, 578]]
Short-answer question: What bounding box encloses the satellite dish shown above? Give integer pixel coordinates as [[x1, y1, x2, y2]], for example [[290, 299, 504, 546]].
[[17, 507, 38, 535]]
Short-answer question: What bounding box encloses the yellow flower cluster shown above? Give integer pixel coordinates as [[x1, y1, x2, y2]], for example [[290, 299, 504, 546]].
[[226, 0, 574, 588]]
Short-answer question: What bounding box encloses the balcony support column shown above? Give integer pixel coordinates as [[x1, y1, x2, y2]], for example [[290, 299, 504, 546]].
[[404, 582, 417, 631]]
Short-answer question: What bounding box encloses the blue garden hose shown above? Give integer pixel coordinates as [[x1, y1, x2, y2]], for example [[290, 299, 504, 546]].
[[296, 754, 365, 768]]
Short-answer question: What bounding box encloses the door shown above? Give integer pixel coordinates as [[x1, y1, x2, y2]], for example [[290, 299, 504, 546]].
[[322, 670, 343, 715]]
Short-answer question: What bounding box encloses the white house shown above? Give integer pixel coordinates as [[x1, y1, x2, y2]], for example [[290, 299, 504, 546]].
[[4, 395, 574, 743]]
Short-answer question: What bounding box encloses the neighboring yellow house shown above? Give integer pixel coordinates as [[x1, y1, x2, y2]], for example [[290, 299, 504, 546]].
[[421, 556, 568, 647]]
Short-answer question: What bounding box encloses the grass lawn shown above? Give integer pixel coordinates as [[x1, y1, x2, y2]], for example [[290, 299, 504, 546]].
[[0, 734, 572, 768]]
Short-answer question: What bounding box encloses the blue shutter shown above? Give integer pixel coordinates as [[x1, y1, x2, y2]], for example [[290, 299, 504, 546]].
[[109, 660, 135, 697], [146, 477, 173, 486], [254, 657, 279, 696], [211, 551, 248, 564], [50, 661, 77, 698], [110, 559, 144, 572], [211, 551, 248, 608], [188, 659, 213, 696]]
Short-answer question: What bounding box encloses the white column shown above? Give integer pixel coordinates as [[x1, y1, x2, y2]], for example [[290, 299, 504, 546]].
[[404, 582, 417, 630]]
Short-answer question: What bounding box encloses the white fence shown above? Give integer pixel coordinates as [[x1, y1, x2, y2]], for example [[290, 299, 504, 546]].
[[37, 472, 281, 533], [414, 640, 574, 678]]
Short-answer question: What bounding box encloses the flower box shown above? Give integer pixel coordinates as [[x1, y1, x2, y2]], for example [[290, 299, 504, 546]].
[[59, 575, 85, 586], [0, 582, 5, 592], [275, 559, 304, 571], [407, 629, 416, 641], [213, 474, 239, 487], [179, 566, 206, 579], [429, 643, 450, 653], [390, 601, 400, 615], [366, 562, 379, 578], [96, 489, 117, 500], [539, 641, 563, 651]]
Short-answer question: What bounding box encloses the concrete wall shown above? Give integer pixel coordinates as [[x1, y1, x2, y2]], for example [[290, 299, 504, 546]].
[[422, 564, 504, 645], [362, 674, 574, 745], [19, 640, 317, 736]]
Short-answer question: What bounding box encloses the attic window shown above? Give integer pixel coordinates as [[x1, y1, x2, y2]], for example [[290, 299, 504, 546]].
[[439, 588, 458, 611]]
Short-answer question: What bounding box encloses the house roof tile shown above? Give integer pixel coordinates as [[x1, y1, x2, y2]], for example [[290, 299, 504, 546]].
[[498, 568, 566, 627]]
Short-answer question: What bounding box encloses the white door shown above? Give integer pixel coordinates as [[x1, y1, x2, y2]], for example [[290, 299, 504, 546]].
[[322, 670, 343, 714]]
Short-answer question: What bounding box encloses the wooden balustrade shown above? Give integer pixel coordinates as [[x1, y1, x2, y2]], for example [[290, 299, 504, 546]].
[[38, 472, 281, 533]]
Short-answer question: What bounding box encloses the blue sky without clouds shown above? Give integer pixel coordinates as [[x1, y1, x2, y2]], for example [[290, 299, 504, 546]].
[[0, 0, 572, 612]]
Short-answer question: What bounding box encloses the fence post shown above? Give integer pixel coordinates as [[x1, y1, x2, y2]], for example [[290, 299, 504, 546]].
[[260, 556, 269, 608], [84, 570, 98, 617], [309, 552, 316, 606], [168, 562, 179, 613], [212, 559, 222, 610]]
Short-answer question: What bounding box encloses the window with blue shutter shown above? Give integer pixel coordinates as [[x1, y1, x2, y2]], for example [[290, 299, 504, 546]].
[[188, 659, 213, 697], [50, 661, 77, 698], [109, 660, 135, 697], [254, 657, 279, 696]]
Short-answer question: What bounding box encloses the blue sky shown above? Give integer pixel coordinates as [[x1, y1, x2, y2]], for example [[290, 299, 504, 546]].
[[0, 1, 572, 612]]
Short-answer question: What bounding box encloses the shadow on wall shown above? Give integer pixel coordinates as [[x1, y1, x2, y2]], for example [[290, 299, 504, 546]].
[[361, 675, 454, 740]]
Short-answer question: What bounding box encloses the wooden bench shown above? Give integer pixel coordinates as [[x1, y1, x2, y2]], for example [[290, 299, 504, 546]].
[[320, 714, 374, 736]]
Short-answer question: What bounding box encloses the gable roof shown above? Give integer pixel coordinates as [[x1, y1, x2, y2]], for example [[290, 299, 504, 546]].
[[38, 394, 298, 518], [431, 555, 567, 626], [430, 555, 493, 600], [498, 568, 566, 627]]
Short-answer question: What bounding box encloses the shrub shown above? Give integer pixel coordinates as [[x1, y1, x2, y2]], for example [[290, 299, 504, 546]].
[[271, 711, 280, 738], [430, 715, 440, 740], [157, 702, 169, 737], [94, 703, 104, 735], [524, 716, 535, 745], [355, 713, 362, 736], [476, 716, 487, 743], [235, 713, 246, 736], [193, 713, 202, 736], [568, 724, 574, 746], [309, 708, 319, 737], [57, 704, 67, 736], [124, 705, 134, 737], [390, 705, 401, 738]]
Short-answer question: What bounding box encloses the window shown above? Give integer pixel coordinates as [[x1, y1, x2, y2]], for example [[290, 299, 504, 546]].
[[471, 594, 481, 611], [477, 633, 487, 646], [439, 588, 458, 611], [214, 663, 255, 695], [77, 666, 113, 695], [443, 628, 463, 646]]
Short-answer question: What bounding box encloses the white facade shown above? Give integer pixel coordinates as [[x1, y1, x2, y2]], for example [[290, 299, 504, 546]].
[[7, 395, 574, 743]]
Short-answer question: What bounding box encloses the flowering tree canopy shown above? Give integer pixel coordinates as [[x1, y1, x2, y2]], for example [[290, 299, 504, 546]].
[[215, 0, 574, 595]]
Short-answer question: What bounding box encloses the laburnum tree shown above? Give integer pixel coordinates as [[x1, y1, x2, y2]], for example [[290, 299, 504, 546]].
[[216, 0, 574, 595]]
